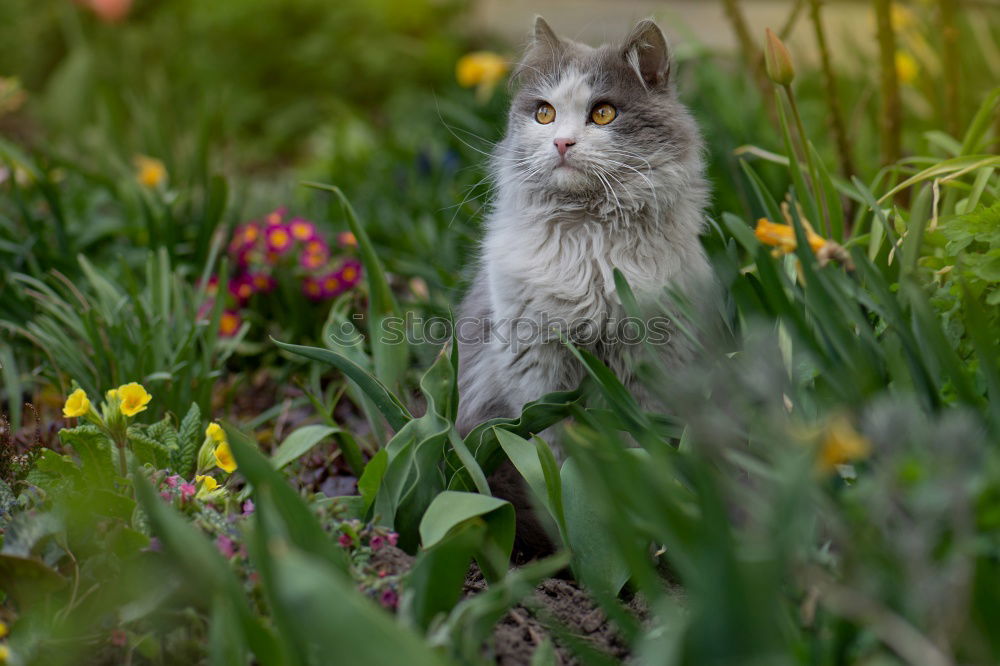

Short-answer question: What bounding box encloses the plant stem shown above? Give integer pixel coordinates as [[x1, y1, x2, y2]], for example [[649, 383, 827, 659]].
[[808, 0, 855, 183], [939, 0, 961, 137], [777, 0, 808, 40], [720, 0, 776, 122], [118, 441, 128, 478], [873, 0, 902, 168], [784, 86, 830, 237]]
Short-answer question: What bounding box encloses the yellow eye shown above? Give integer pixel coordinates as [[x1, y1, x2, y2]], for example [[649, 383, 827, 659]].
[[535, 103, 555, 125], [591, 103, 617, 125]]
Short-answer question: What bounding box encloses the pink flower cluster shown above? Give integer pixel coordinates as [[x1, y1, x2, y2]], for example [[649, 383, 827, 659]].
[[159, 474, 197, 504], [201, 208, 363, 336]]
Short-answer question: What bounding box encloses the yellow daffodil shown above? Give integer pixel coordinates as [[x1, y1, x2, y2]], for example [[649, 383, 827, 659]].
[[116, 382, 152, 417], [214, 440, 237, 473], [895, 51, 918, 85], [817, 416, 871, 473], [754, 218, 827, 255], [196, 474, 219, 491], [134, 155, 167, 188], [62, 388, 91, 418], [456, 51, 508, 100]]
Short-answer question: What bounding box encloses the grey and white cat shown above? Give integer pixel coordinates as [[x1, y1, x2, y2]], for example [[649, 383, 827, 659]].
[[456, 17, 712, 437]]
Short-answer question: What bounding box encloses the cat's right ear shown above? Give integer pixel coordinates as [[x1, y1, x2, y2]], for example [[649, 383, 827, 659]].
[[512, 16, 562, 87], [532, 16, 561, 51]]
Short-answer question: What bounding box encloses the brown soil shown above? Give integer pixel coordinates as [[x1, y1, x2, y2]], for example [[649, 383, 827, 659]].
[[463, 567, 638, 665]]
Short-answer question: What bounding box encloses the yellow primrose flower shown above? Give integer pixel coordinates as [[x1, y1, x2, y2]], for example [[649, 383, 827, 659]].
[[754, 218, 827, 255], [116, 382, 152, 417], [196, 474, 219, 491], [895, 51, 918, 85], [456, 51, 508, 100], [63, 388, 91, 418], [214, 440, 237, 473], [134, 155, 167, 188], [205, 422, 226, 444], [817, 416, 871, 473]]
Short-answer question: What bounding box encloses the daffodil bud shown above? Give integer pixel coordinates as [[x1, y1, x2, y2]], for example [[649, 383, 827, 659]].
[[764, 28, 795, 86]]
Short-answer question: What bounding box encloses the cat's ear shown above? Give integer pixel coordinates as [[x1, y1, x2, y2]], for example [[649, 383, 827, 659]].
[[622, 19, 671, 88], [512, 16, 563, 86], [533, 16, 561, 52]]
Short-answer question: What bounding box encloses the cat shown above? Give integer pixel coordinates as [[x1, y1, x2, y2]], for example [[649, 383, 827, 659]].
[[455, 16, 712, 443]]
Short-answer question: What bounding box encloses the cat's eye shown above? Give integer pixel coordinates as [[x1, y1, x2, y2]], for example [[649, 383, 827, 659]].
[[535, 103, 556, 124], [591, 103, 617, 125]]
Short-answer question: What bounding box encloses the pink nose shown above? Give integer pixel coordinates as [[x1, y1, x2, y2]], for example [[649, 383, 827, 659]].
[[554, 138, 576, 156]]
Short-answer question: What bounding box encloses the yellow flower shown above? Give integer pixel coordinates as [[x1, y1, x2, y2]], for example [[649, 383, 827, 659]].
[[895, 51, 918, 85], [134, 155, 167, 188], [0, 643, 9, 662], [754, 218, 827, 255], [116, 382, 152, 417], [214, 440, 237, 473], [889, 3, 917, 33], [62, 388, 91, 418], [206, 422, 226, 443], [0, 619, 7, 637], [456, 51, 508, 100], [817, 416, 871, 473], [196, 474, 219, 491]]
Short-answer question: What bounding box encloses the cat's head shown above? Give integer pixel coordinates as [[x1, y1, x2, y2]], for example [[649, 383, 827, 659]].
[[498, 17, 702, 212]]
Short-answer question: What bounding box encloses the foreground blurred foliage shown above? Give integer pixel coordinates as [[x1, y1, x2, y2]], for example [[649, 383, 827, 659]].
[[1, 0, 999, 664]]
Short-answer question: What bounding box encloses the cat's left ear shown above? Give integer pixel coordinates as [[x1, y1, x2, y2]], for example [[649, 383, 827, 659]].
[[622, 19, 671, 88]]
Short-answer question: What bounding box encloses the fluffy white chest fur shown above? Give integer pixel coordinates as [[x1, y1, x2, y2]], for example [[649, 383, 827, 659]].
[[484, 193, 697, 327]]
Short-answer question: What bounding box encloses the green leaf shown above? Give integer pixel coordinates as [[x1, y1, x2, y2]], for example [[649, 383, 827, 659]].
[[721, 212, 761, 254], [419, 490, 515, 581], [209, 594, 248, 666], [406, 520, 487, 631], [260, 525, 451, 666], [302, 181, 409, 392], [174, 402, 202, 476], [463, 389, 582, 474], [224, 423, 349, 571], [494, 429, 548, 509], [271, 424, 340, 470], [358, 448, 388, 514], [561, 458, 630, 598], [129, 428, 172, 469], [272, 338, 411, 431], [133, 473, 284, 665], [0, 553, 67, 606], [58, 424, 116, 486]]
